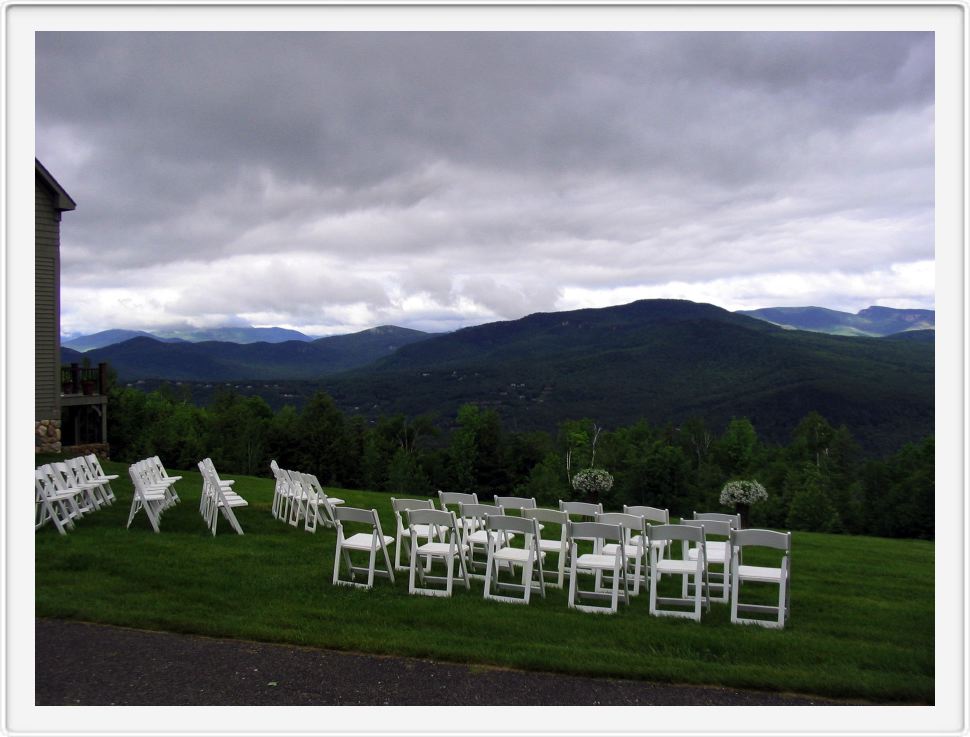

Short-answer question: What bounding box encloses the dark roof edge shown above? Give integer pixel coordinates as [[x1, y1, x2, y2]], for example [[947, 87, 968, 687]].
[[35, 158, 77, 211]]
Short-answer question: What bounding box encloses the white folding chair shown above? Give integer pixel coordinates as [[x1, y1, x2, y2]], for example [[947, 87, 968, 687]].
[[198, 457, 238, 520], [566, 521, 629, 614], [50, 462, 101, 514], [83, 454, 119, 503], [270, 460, 287, 519], [35, 468, 83, 534], [303, 472, 344, 529], [150, 456, 182, 504], [458, 502, 513, 578], [523, 507, 569, 588], [66, 456, 115, 507], [285, 469, 313, 527], [730, 528, 792, 629], [560, 500, 604, 573], [597, 512, 647, 596], [483, 513, 546, 605], [391, 498, 438, 572], [623, 505, 670, 587], [332, 506, 395, 589], [647, 523, 710, 621], [198, 459, 247, 535], [136, 458, 179, 508], [62, 457, 110, 510], [405, 508, 471, 597], [127, 464, 169, 533], [682, 518, 734, 602], [437, 491, 479, 534]]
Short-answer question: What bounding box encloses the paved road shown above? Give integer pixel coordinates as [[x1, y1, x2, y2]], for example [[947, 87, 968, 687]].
[[36, 618, 840, 706]]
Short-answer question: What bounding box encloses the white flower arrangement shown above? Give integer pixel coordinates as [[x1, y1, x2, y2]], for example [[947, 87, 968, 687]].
[[572, 468, 614, 495], [719, 479, 768, 506]]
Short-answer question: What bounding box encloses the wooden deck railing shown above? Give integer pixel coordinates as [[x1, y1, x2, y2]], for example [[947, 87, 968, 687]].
[[61, 362, 109, 396]]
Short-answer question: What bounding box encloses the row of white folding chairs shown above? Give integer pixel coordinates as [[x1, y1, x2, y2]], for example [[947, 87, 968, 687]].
[[332, 500, 791, 628], [269, 460, 344, 532], [126, 456, 182, 533], [35, 455, 118, 535], [198, 458, 248, 536]]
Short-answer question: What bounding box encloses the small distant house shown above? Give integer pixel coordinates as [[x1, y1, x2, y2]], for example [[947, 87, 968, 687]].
[[35, 159, 109, 455]]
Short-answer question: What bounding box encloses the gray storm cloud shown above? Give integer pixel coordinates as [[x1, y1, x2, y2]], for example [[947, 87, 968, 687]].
[[35, 31, 934, 336]]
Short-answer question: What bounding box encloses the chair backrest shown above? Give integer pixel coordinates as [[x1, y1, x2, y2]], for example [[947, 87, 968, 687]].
[[35, 467, 56, 495], [63, 457, 87, 483], [391, 498, 436, 514], [460, 502, 502, 518], [438, 490, 478, 511], [624, 505, 669, 524], [334, 505, 381, 526], [732, 528, 791, 552], [494, 495, 536, 512], [597, 512, 646, 537], [485, 513, 540, 537], [523, 507, 569, 527], [647, 523, 705, 544], [567, 520, 624, 545], [681, 518, 733, 538], [50, 462, 79, 490], [85, 453, 105, 475], [694, 511, 741, 528], [407, 507, 457, 531], [559, 500, 603, 519]]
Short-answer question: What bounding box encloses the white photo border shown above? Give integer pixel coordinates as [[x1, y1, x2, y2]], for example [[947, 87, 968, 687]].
[[3, 2, 966, 735]]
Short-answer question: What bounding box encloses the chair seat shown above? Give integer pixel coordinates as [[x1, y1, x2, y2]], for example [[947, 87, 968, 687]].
[[343, 532, 395, 551], [601, 543, 642, 558], [575, 553, 623, 570], [493, 546, 544, 564], [689, 544, 728, 563], [737, 564, 783, 582], [656, 559, 705, 575], [410, 523, 441, 538], [90, 474, 119, 482], [416, 541, 468, 556], [630, 535, 666, 549], [538, 539, 564, 553], [163, 475, 183, 481], [218, 497, 248, 508], [329, 498, 344, 505], [468, 530, 517, 545]]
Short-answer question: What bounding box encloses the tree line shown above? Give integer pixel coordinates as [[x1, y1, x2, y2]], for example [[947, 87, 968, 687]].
[[107, 386, 934, 540]]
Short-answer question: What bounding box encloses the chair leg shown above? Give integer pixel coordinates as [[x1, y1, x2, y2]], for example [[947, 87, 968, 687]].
[[567, 554, 578, 610], [522, 558, 533, 605]]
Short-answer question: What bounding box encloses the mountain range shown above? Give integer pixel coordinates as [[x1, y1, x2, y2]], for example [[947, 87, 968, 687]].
[[63, 326, 318, 351], [63, 325, 432, 380], [736, 305, 934, 337], [63, 304, 934, 352], [66, 299, 934, 455]]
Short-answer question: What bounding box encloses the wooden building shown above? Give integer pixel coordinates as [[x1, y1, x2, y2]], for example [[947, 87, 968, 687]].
[[35, 159, 110, 455]]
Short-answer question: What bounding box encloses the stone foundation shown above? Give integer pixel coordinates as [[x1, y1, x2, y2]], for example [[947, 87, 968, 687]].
[[35, 419, 61, 454], [61, 442, 110, 460]]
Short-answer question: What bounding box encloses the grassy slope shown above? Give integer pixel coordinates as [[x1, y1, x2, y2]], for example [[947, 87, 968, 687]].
[[35, 460, 934, 703]]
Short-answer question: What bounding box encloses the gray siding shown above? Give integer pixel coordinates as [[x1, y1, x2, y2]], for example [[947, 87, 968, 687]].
[[36, 175, 61, 421]]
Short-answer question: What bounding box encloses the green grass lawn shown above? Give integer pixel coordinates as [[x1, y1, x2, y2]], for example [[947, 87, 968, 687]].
[[34, 457, 934, 704]]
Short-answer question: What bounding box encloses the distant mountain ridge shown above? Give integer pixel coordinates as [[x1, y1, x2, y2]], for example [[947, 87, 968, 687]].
[[63, 325, 318, 351], [311, 299, 932, 454], [736, 305, 934, 337], [66, 325, 432, 381], [68, 300, 933, 453], [63, 329, 186, 352]]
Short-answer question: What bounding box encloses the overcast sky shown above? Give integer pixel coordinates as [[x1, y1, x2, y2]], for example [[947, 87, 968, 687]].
[[36, 32, 934, 337]]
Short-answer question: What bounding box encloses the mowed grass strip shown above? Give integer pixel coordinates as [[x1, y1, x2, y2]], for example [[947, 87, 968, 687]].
[[34, 459, 934, 703]]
